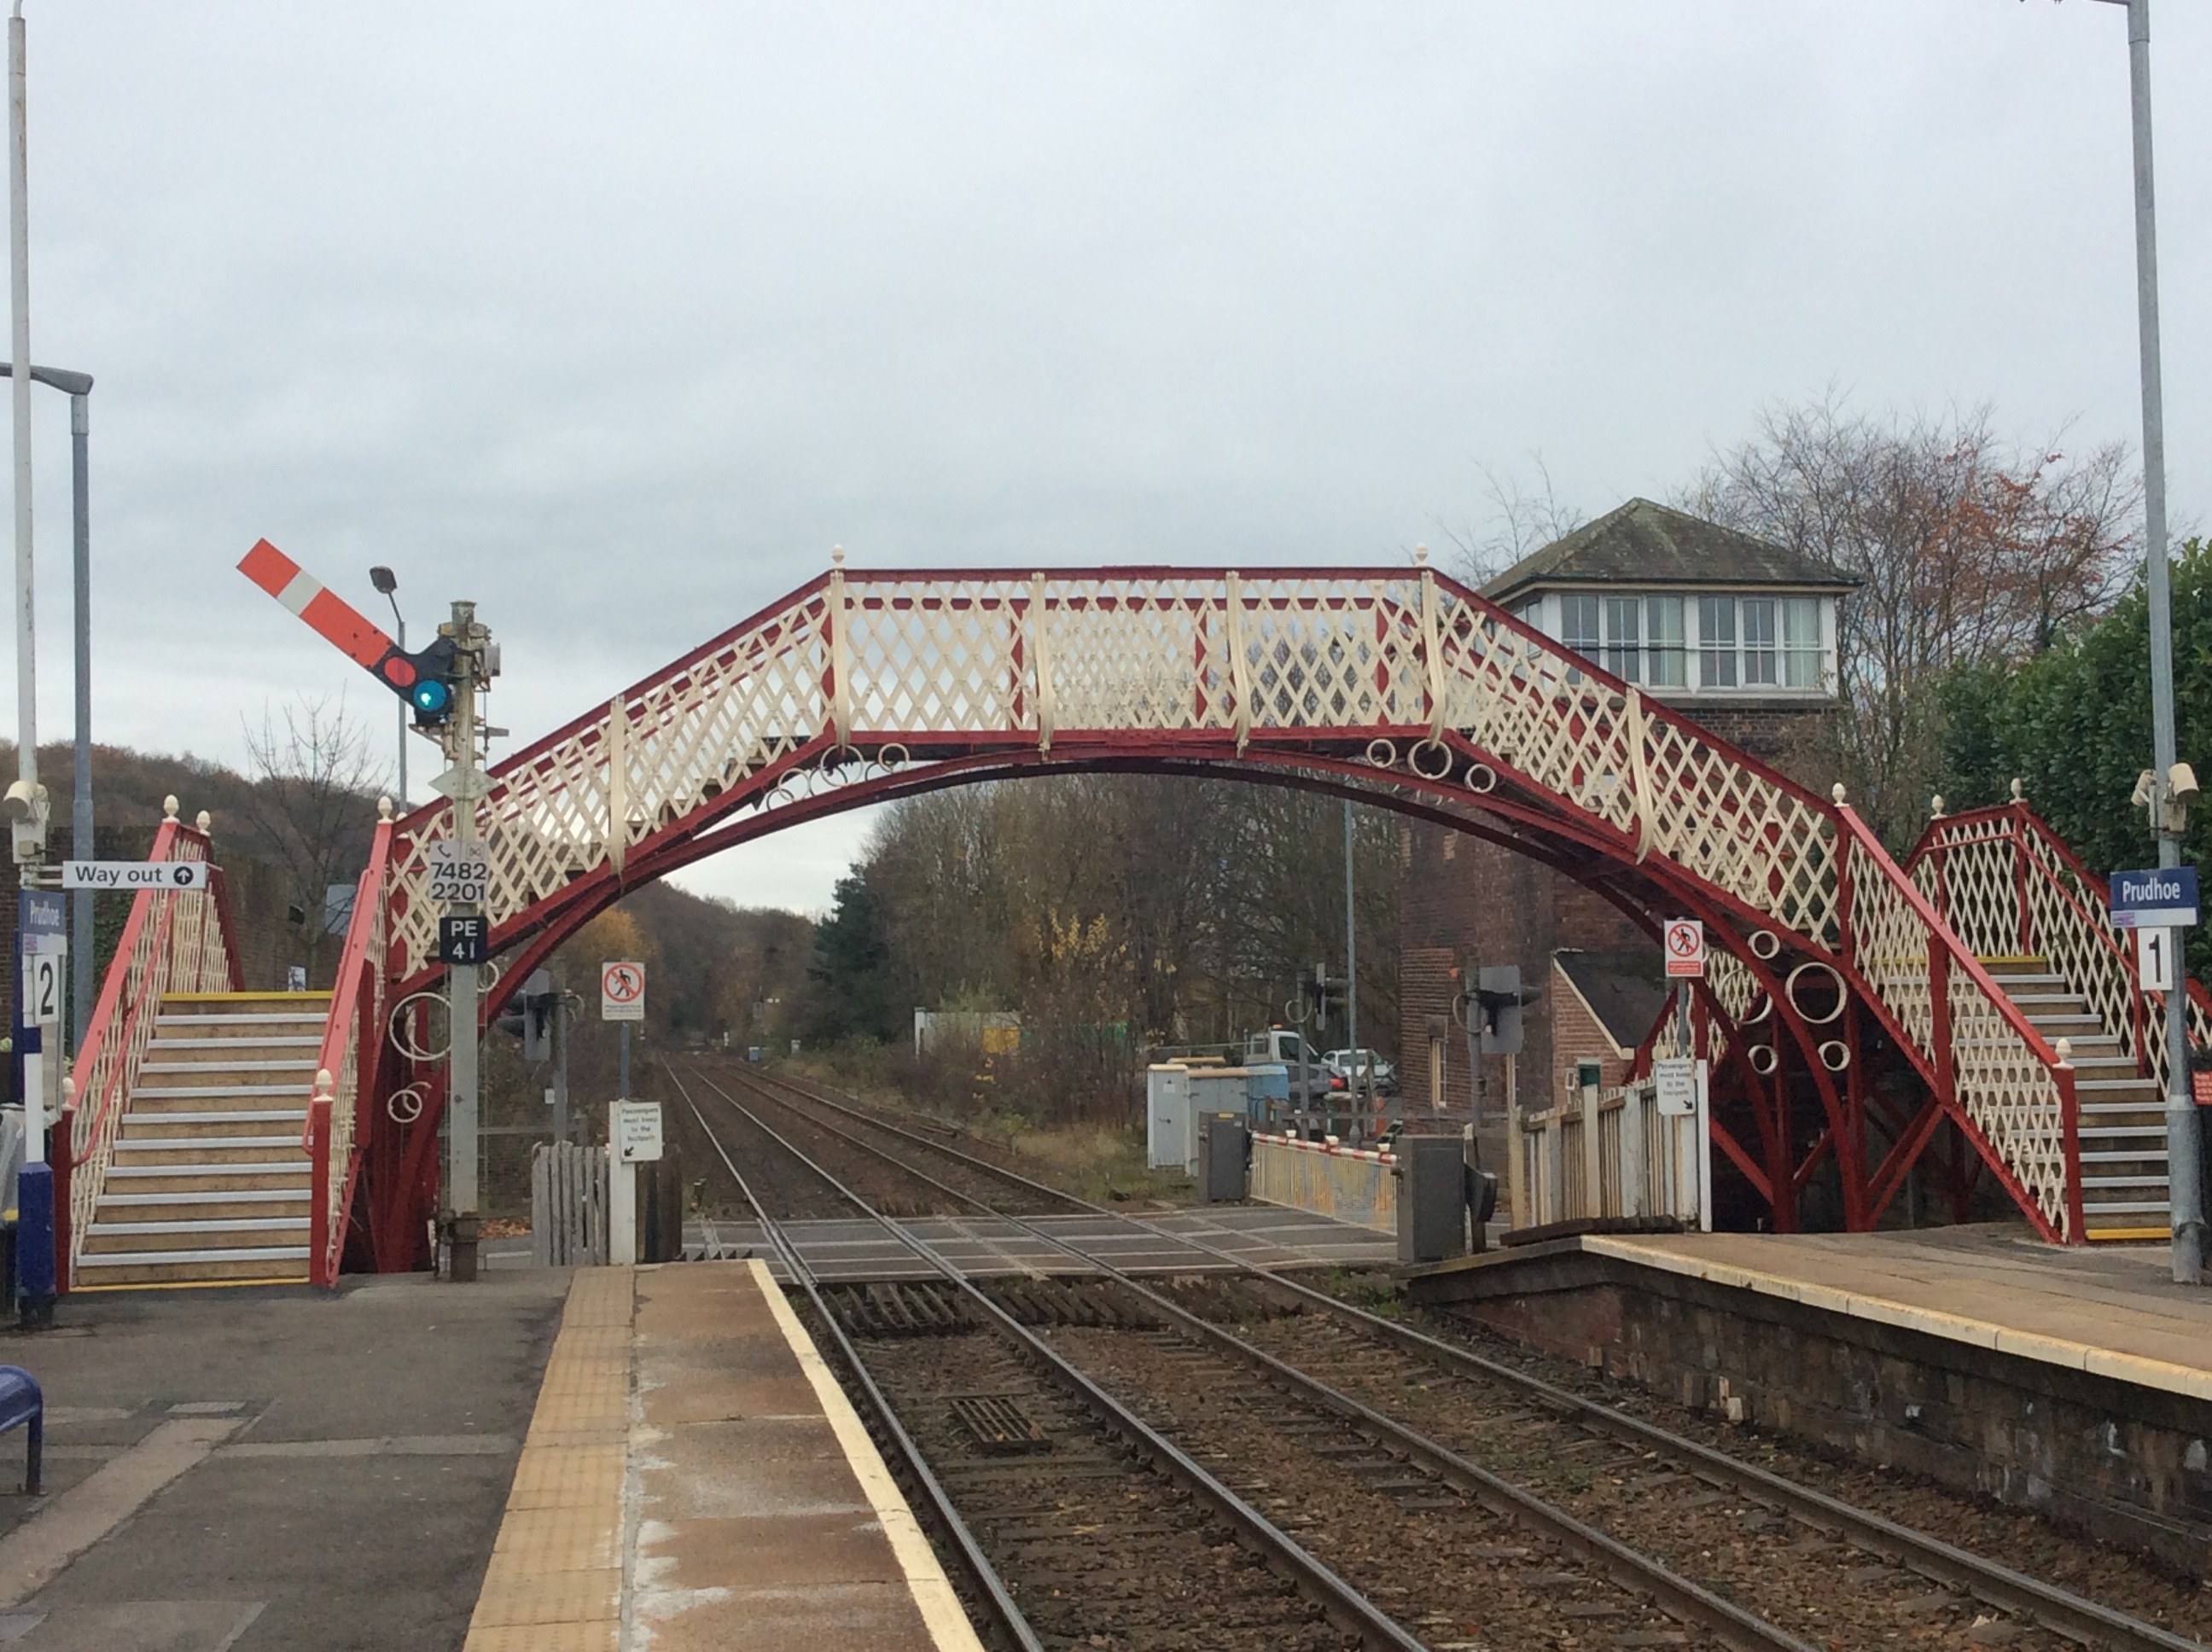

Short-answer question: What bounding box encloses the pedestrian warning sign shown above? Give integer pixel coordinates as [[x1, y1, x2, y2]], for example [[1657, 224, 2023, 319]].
[[1662, 919, 1706, 979], [601, 960, 645, 1022]]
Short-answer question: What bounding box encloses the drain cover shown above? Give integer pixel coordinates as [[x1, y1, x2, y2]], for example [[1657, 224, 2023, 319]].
[[950, 1394, 1052, 1456]]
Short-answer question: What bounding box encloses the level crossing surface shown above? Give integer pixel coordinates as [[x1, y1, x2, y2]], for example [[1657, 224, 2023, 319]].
[[694, 1203, 1400, 1282]]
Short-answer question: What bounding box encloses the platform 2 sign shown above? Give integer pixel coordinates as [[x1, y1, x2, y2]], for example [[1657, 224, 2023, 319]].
[[2110, 867, 2198, 929]]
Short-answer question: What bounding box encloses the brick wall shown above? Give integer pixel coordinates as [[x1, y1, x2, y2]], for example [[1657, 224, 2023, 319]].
[[1546, 959, 1636, 1111]]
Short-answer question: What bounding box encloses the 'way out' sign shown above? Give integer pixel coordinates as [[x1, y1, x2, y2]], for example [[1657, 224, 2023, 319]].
[[2110, 866, 2199, 929], [62, 860, 214, 891]]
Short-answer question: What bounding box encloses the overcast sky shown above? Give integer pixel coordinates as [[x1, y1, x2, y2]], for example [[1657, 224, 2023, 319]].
[[9, 2, 2209, 913]]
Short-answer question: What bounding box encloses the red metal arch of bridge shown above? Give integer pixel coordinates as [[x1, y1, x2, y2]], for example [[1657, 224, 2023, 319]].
[[326, 563, 2085, 1273]]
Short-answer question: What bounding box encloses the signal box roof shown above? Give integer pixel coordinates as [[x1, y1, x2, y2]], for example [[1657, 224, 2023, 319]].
[[1482, 497, 1859, 603]]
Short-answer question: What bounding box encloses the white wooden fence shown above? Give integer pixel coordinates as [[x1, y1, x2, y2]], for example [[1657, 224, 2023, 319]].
[[1511, 1072, 1708, 1230], [531, 1141, 611, 1266]]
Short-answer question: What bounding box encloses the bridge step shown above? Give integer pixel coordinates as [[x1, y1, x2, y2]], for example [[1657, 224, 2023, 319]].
[[74, 992, 334, 1291]]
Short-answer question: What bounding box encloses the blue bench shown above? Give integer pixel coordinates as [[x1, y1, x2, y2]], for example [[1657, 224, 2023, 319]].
[[0, 1368, 42, 1495]]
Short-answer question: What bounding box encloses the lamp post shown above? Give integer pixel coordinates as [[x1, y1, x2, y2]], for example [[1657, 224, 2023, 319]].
[[2078, 0, 2200, 1281], [369, 566, 405, 809], [0, 363, 92, 1050]]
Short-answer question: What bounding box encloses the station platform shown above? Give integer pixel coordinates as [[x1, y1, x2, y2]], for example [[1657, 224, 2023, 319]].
[[696, 1203, 1399, 1282], [463, 1260, 983, 1652], [1404, 1224, 2212, 1572]]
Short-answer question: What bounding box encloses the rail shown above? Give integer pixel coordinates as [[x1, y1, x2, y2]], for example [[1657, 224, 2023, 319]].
[[1249, 1131, 1397, 1233], [1908, 798, 2212, 1091], [1835, 805, 2085, 1242], [56, 813, 235, 1287], [742, 1065, 2202, 1652], [307, 809, 393, 1287]]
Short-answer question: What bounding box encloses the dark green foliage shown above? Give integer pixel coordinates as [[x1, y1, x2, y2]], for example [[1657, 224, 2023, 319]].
[[802, 870, 899, 1044], [1938, 538, 2211, 971]]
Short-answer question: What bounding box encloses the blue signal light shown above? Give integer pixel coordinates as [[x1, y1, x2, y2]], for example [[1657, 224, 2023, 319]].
[[410, 678, 453, 718]]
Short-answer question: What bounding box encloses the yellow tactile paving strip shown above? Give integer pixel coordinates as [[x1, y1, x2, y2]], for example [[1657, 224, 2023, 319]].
[[1590, 1231, 2212, 1403], [462, 1266, 633, 1652]]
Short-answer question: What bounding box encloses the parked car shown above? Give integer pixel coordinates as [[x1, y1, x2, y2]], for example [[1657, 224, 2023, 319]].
[[1322, 1048, 1398, 1095], [1243, 1027, 1334, 1106]]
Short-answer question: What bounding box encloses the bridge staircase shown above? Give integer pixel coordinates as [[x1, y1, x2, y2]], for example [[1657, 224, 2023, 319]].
[[73, 993, 323, 1287], [1907, 794, 2209, 1244]]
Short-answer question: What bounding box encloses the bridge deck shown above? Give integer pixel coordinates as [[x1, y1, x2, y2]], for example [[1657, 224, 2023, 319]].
[[693, 1204, 1399, 1282]]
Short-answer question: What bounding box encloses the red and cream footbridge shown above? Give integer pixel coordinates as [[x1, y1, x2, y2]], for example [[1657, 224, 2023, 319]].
[[59, 552, 2204, 1283]]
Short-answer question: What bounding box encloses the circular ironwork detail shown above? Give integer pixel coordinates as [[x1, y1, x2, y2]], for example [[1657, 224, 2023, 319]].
[[1784, 961, 1848, 1026], [1748, 1043, 1779, 1076], [1409, 740, 1452, 780], [1819, 1040, 1851, 1072], [1365, 738, 1398, 770], [387, 1085, 426, 1125], [389, 989, 451, 1063], [1749, 929, 1782, 961], [1738, 990, 1773, 1026], [1464, 760, 1498, 794]]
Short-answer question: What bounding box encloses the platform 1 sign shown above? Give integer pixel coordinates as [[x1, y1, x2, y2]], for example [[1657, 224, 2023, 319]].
[[2110, 866, 2198, 929]]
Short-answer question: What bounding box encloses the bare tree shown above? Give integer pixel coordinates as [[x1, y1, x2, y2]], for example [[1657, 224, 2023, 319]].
[[236, 695, 387, 981], [1684, 396, 2139, 843], [1443, 457, 1586, 589]]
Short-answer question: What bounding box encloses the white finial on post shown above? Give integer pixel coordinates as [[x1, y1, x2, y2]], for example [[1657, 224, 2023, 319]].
[[377, 795, 394, 822], [312, 1067, 334, 1100], [1931, 794, 1946, 818], [195, 810, 210, 835], [830, 544, 846, 567], [2056, 1036, 2073, 1066], [161, 794, 178, 821], [2010, 777, 2025, 802], [1831, 782, 1848, 805], [1414, 543, 1429, 567]]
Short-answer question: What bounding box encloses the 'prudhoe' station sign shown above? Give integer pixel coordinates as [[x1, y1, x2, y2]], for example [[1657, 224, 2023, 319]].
[[2110, 866, 2200, 929]]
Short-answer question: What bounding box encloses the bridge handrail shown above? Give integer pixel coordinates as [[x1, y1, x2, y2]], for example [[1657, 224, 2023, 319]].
[[307, 811, 393, 1287], [1837, 805, 2083, 1242], [1906, 800, 2212, 1091], [58, 819, 233, 1285], [379, 567, 1848, 982]]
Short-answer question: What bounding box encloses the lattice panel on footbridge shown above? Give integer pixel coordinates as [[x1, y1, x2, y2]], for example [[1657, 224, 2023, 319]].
[[1848, 834, 2069, 1239], [1428, 591, 1841, 945], [387, 587, 835, 974], [1236, 580, 1429, 732], [1016, 580, 1221, 734], [842, 583, 1029, 734], [1917, 810, 2212, 1095]]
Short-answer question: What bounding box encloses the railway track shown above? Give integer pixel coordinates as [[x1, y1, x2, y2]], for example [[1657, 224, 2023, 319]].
[[682, 1057, 2212, 1652]]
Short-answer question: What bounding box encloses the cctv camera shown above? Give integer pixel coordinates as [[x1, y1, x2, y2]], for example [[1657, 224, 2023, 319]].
[[2, 779, 44, 823], [2170, 762, 2200, 805], [2133, 770, 2158, 810]]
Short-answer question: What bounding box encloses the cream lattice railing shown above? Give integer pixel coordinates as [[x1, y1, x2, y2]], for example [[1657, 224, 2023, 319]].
[[1909, 799, 2212, 1094], [59, 810, 240, 1284], [383, 563, 1847, 976], [307, 811, 393, 1287], [1842, 811, 2083, 1241]]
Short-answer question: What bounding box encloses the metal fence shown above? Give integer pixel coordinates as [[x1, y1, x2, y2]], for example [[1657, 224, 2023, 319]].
[[1249, 1132, 1397, 1233]]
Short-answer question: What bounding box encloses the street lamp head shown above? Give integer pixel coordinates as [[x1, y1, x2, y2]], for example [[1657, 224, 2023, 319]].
[[369, 565, 398, 596]]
